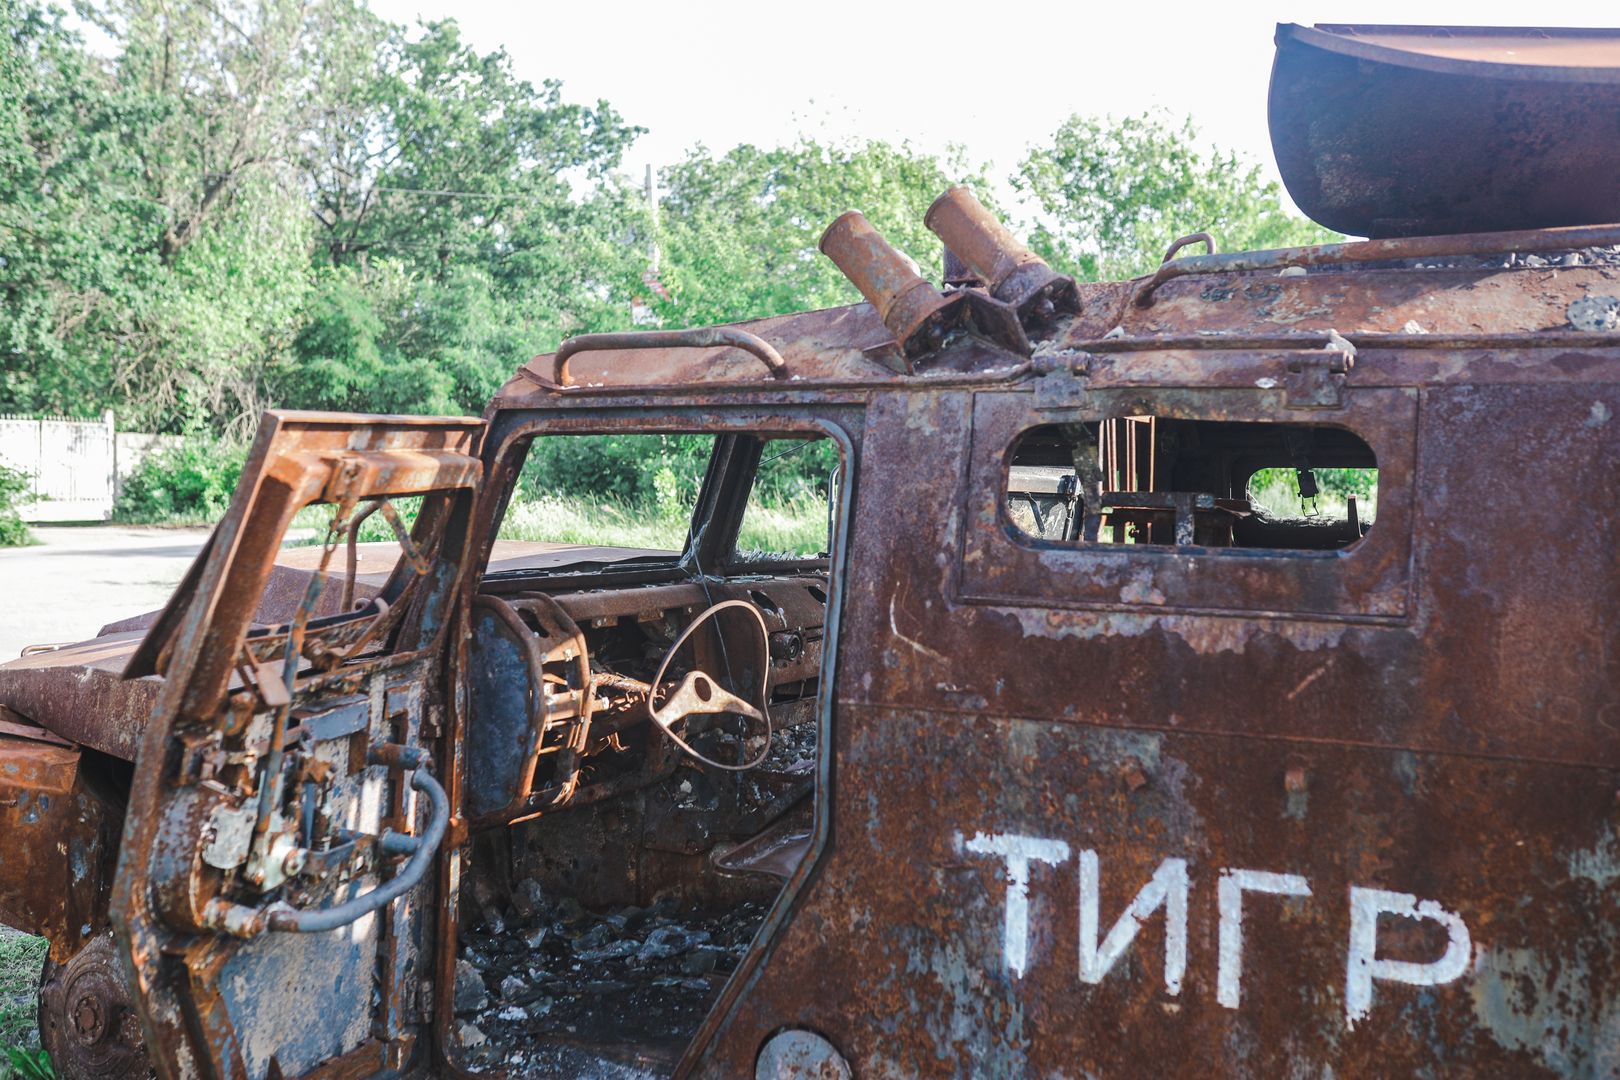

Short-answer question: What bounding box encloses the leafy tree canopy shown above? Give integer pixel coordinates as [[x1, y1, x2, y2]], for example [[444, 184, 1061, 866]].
[[654, 139, 995, 327], [1015, 110, 1333, 281], [0, 2, 1329, 437]]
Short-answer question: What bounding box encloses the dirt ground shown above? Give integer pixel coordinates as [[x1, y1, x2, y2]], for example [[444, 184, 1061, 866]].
[[0, 525, 211, 662]]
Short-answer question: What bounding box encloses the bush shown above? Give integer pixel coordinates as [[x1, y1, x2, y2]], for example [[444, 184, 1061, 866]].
[[0, 467, 33, 547], [0, 930, 47, 1074], [519, 434, 716, 504], [113, 438, 248, 524]]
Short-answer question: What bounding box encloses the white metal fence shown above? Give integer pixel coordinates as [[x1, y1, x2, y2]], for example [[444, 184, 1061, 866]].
[[0, 413, 179, 522]]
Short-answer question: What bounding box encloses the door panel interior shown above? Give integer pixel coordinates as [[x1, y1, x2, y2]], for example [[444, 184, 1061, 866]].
[[110, 412, 483, 1080]]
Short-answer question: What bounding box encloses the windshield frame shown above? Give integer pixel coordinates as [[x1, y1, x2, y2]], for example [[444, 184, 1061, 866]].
[[473, 410, 847, 590]]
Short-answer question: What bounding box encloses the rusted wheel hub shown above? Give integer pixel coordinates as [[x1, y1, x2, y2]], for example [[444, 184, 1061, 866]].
[[38, 933, 151, 1079], [70, 993, 103, 1040]]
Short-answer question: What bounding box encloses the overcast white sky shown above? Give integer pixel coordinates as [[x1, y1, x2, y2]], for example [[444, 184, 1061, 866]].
[[368, 0, 1620, 199]]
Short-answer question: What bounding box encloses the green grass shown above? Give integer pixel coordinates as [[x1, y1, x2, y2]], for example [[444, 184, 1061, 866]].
[[1248, 469, 1378, 525], [3, 1048, 52, 1080], [497, 494, 691, 551], [0, 929, 47, 1079], [284, 491, 832, 561], [733, 493, 830, 558], [499, 491, 830, 559]]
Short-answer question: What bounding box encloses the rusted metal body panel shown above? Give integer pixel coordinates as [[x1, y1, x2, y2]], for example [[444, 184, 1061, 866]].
[[495, 245, 1620, 401], [472, 264, 1620, 1076], [718, 714, 1620, 1075], [263, 207, 1620, 1080], [1271, 23, 1620, 237], [1131, 224, 1620, 309], [0, 634, 158, 760], [0, 732, 123, 963], [681, 360, 1619, 1075]]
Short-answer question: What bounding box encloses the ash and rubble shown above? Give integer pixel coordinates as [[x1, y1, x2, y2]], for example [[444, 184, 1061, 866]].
[[446, 710, 817, 1073], [453, 882, 768, 1073], [670, 718, 817, 811], [623, 708, 817, 828]]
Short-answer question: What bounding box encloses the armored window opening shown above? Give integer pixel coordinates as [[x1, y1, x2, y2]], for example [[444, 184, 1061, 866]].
[[1006, 419, 1377, 552], [453, 429, 838, 1075]]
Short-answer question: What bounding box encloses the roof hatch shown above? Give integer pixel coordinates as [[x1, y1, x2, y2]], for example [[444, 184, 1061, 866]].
[[1270, 23, 1620, 238]]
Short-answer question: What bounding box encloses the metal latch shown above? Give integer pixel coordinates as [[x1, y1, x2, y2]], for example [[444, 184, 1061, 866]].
[[1281, 333, 1355, 409]]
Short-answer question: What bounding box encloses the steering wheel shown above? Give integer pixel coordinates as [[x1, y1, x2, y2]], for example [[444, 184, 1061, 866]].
[[647, 599, 774, 771]]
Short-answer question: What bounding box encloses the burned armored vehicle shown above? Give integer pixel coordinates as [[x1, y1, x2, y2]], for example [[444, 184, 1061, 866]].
[[1, 22, 1618, 1079]]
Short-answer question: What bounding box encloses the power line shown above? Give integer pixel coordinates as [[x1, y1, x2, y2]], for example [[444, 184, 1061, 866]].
[[373, 185, 516, 199]]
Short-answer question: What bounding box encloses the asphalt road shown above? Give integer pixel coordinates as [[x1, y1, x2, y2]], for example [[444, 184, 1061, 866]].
[[0, 525, 212, 662]]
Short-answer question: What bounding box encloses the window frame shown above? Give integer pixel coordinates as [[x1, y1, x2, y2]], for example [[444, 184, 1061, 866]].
[[474, 410, 848, 590], [960, 388, 1417, 620], [727, 434, 840, 571], [1005, 419, 1380, 548], [462, 404, 858, 1071]]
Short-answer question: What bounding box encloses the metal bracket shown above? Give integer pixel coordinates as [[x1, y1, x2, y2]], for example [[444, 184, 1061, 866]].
[[1281, 346, 1354, 409], [1033, 349, 1092, 409]]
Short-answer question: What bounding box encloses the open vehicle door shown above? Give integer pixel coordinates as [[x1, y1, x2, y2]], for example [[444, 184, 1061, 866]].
[[109, 411, 484, 1080]]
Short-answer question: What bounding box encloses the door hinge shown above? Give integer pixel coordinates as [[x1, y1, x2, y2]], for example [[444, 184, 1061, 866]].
[[1033, 348, 1092, 408], [1281, 335, 1355, 409]]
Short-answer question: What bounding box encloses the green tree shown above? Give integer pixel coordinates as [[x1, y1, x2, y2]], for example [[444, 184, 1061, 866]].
[[135, 176, 314, 434], [76, 0, 349, 264], [0, 1, 160, 418], [3, 2, 646, 429], [304, 18, 641, 278], [653, 138, 993, 327], [285, 17, 651, 417], [1015, 110, 1333, 281], [2, 0, 340, 430]]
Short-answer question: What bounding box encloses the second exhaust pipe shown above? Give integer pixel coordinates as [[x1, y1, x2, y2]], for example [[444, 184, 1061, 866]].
[[819, 210, 1027, 366], [925, 186, 1079, 333]]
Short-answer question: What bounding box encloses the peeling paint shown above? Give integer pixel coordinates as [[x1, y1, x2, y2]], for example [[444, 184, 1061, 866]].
[[1567, 824, 1620, 887], [1471, 945, 1620, 1075]]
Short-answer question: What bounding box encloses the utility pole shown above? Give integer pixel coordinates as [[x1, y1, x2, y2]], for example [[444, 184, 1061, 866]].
[[645, 163, 661, 274]]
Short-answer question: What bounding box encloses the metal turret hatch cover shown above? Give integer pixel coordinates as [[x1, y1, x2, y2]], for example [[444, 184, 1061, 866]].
[[1269, 23, 1620, 238]]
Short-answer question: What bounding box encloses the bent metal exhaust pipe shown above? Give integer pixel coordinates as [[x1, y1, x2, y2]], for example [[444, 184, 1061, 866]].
[[925, 185, 1079, 333], [819, 210, 1028, 367]]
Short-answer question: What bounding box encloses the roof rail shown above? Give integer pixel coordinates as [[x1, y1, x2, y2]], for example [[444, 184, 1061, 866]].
[[1135, 222, 1620, 306], [545, 327, 791, 387]]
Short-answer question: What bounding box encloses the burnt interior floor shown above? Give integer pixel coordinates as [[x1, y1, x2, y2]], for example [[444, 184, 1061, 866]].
[[454, 894, 768, 1074], [452, 718, 816, 1075]]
